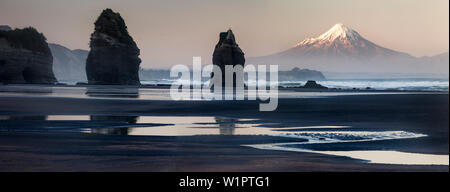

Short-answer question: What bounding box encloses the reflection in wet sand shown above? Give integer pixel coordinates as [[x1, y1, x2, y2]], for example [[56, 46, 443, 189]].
[[216, 117, 236, 135], [321, 150, 449, 165], [89, 115, 139, 135], [0, 115, 164, 133], [46, 115, 90, 121], [90, 115, 139, 124], [0, 85, 53, 95], [0, 114, 446, 165], [0, 115, 47, 120], [85, 86, 139, 98], [84, 87, 140, 135], [121, 116, 259, 136], [247, 144, 449, 165]]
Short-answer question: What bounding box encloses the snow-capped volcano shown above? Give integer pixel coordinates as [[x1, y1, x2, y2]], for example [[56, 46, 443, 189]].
[[295, 23, 360, 46], [247, 23, 448, 75], [288, 23, 406, 58]]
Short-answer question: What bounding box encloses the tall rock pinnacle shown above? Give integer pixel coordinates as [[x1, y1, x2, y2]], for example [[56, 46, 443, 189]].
[[212, 29, 245, 87], [86, 8, 141, 85]]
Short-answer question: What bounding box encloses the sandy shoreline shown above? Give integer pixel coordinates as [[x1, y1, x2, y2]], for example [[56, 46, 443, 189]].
[[0, 132, 447, 172], [0, 90, 448, 171]]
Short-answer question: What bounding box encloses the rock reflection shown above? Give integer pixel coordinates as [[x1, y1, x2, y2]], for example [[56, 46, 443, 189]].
[[89, 115, 139, 135], [85, 86, 139, 98], [0, 85, 53, 95], [215, 117, 236, 135], [0, 115, 47, 120]]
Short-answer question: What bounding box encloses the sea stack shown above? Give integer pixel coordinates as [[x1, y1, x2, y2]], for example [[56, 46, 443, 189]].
[[0, 26, 56, 84], [86, 9, 141, 85], [212, 29, 245, 87]]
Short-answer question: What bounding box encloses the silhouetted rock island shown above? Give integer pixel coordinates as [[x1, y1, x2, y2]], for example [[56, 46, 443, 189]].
[[0, 26, 56, 84], [301, 80, 328, 89], [212, 29, 245, 87], [86, 9, 141, 85]]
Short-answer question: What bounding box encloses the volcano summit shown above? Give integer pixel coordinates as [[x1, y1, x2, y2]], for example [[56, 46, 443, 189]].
[[248, 23, 448, 75]]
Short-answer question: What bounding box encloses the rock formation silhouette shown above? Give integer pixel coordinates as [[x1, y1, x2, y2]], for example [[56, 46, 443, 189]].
[[212, 29, 245, 87], [86, 8, 141, 85], [0, 26, 56, 84], [301, 80, 328, 89]]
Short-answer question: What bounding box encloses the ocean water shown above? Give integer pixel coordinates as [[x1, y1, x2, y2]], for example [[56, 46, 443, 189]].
[[139, 78, 449, 91], [314, 78, 449, 91]]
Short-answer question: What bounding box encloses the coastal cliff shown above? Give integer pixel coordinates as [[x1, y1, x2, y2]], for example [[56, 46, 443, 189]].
[[0, 26, 56, 84]]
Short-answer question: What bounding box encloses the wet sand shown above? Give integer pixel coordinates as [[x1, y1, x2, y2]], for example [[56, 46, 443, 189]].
[[0, 91, 448, 171], [0, 132, 447, 172]]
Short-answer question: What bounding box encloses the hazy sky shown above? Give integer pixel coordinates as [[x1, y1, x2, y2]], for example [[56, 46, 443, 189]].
[[1, 0, 448, 69]]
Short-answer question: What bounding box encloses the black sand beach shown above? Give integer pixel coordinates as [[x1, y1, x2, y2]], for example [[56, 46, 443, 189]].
[[0, 87, 448, 171], [0, 132, 447, 172]]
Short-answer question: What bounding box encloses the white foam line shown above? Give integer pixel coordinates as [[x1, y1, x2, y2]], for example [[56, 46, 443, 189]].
[[243, 131, 450, 165]]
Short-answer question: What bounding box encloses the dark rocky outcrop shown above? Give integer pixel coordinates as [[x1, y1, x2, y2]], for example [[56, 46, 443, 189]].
[[89, 115, 138, 135], [86, 9, 141, 85], [301, 80, 328, 89], [0, 26, 57, 84], [212, 29, 245, 87]]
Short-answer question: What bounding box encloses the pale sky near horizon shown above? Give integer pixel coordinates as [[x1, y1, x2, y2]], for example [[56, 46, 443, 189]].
[[0, 0, 448, 69]]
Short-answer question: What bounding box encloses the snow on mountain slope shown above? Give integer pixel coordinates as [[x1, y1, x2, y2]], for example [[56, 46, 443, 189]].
[[289, 23, 407, 58], [248, 23, 447, 75]]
